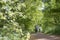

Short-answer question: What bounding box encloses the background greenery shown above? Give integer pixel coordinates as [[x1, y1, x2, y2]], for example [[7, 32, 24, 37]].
[[41, 0, 60, 35]]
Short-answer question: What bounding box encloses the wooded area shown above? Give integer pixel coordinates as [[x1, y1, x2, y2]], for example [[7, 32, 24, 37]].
[[0, 0, 60, 40]]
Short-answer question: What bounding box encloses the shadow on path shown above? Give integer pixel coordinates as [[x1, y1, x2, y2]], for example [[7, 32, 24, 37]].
[[30, 32, 60, 40]]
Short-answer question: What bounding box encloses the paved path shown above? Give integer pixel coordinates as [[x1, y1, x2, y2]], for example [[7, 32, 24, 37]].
[[30, 33, 60, 40]]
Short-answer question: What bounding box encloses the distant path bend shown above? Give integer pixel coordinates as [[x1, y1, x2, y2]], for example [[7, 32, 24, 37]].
[[30, 32, 60, 40]]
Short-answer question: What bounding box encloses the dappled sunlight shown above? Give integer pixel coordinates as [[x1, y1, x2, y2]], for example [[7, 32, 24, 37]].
[[35, 38, 49, 40]]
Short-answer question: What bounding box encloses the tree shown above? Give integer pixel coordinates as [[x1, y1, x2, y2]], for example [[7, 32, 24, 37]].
[[0, 0, 43, 40], [41, 0, 60, 34]]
